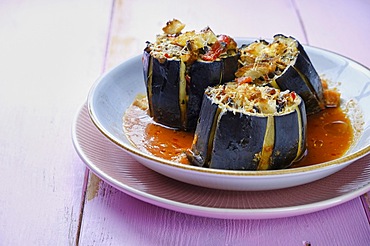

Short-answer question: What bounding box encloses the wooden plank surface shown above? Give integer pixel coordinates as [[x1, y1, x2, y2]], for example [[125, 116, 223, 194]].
[[0, 0, 112, 244], [296, 0, 370, 67], [77, 0, 370, 245], [1, 0, 369, 245], [102, 0, 306, 70], [80, 188, 370, 245]]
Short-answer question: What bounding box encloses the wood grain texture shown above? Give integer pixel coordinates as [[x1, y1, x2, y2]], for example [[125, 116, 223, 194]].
[[79, 181, 370, 245], [102, 0, 306, 70], [1, 0, 369, 245], [295, 0, 370, 67], [361, 193, 370, 222], [294, 0, 370, 221], [78, 0, 370, 245], [0, 0, 112, 244]]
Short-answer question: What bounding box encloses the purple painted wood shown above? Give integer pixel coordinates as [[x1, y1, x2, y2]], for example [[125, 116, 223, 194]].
[[361, 194, 370, 222], [295, 0, 370, 68], [296, 0, 370, 223], [77, 0, 370, 245], [79, 182, 370, 245], [0, 0, 112, 244], [1, 0, 369, 245]]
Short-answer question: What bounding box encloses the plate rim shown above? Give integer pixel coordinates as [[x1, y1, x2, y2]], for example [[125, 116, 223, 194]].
[[72, 103, 370, 219]]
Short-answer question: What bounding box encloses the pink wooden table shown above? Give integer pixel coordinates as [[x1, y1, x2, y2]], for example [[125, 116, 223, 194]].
[[1, 0, 370, 245]]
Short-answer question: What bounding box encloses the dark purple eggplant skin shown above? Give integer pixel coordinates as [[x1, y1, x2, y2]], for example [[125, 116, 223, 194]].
[[273, 34, 325, 114], [275, 53, 324, 114], [188, 94, 265, 170], [294, 52, 325, 112], [270, 101, 307, 169], [188, 94, 307, 170], [143, 50, 182, 128], [186, 55, 239, 129], [143, 49, 239, 130], [186, 95, 219, 166], [142, 49, 150, 81], [222, 55, 240, 82], [209, 111, 266, 170], [186, 60, 223, 131]]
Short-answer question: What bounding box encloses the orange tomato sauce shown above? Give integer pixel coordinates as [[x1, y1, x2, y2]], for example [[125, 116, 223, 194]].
[[123, 96, 193, 164], [291, 106, 354, 167], [123, 96, 354, 168]]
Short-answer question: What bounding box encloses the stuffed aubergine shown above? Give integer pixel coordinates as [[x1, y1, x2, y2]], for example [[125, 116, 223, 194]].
[[187, 82, 307, 170], [236, 34, 325, 114], [142, 19, 239, 131]]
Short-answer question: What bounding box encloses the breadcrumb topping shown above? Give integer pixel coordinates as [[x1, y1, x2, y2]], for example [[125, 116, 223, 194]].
[[205, 82, 301, 115], [236, 35, 299, 85], [145, 19, 237, 63]]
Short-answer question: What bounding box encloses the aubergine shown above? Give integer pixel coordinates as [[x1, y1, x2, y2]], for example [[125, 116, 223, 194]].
[[236, 34, 325, 114], [187, 82, 307, 170], [143, 20, 239, 130]]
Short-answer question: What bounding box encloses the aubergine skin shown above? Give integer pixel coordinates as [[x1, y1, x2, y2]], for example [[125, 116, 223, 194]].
[[186, 96, 219, 166], [186, 55, 239, 129], [270, 101, 307, 169], [186, 60, 223, 131], [294, 53, 325, 112], [143, 50, 239, 130], [273, 35, 325, 114], [210, 111, 266, 170], [143, 50, 182, 127], [142, 49, 150, 82], [188, 94, 307, 170], [275, 53, 324, 115], [221, 55, 240, 82]]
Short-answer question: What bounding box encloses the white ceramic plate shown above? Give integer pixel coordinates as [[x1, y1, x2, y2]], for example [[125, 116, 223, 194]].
[[87, 39, 370, 191], [72, 104, 370, 219]]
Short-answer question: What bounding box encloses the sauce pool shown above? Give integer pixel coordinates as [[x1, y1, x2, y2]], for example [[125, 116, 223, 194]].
[[291, 106, 353, 167], [123, 96, 354, 168]]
